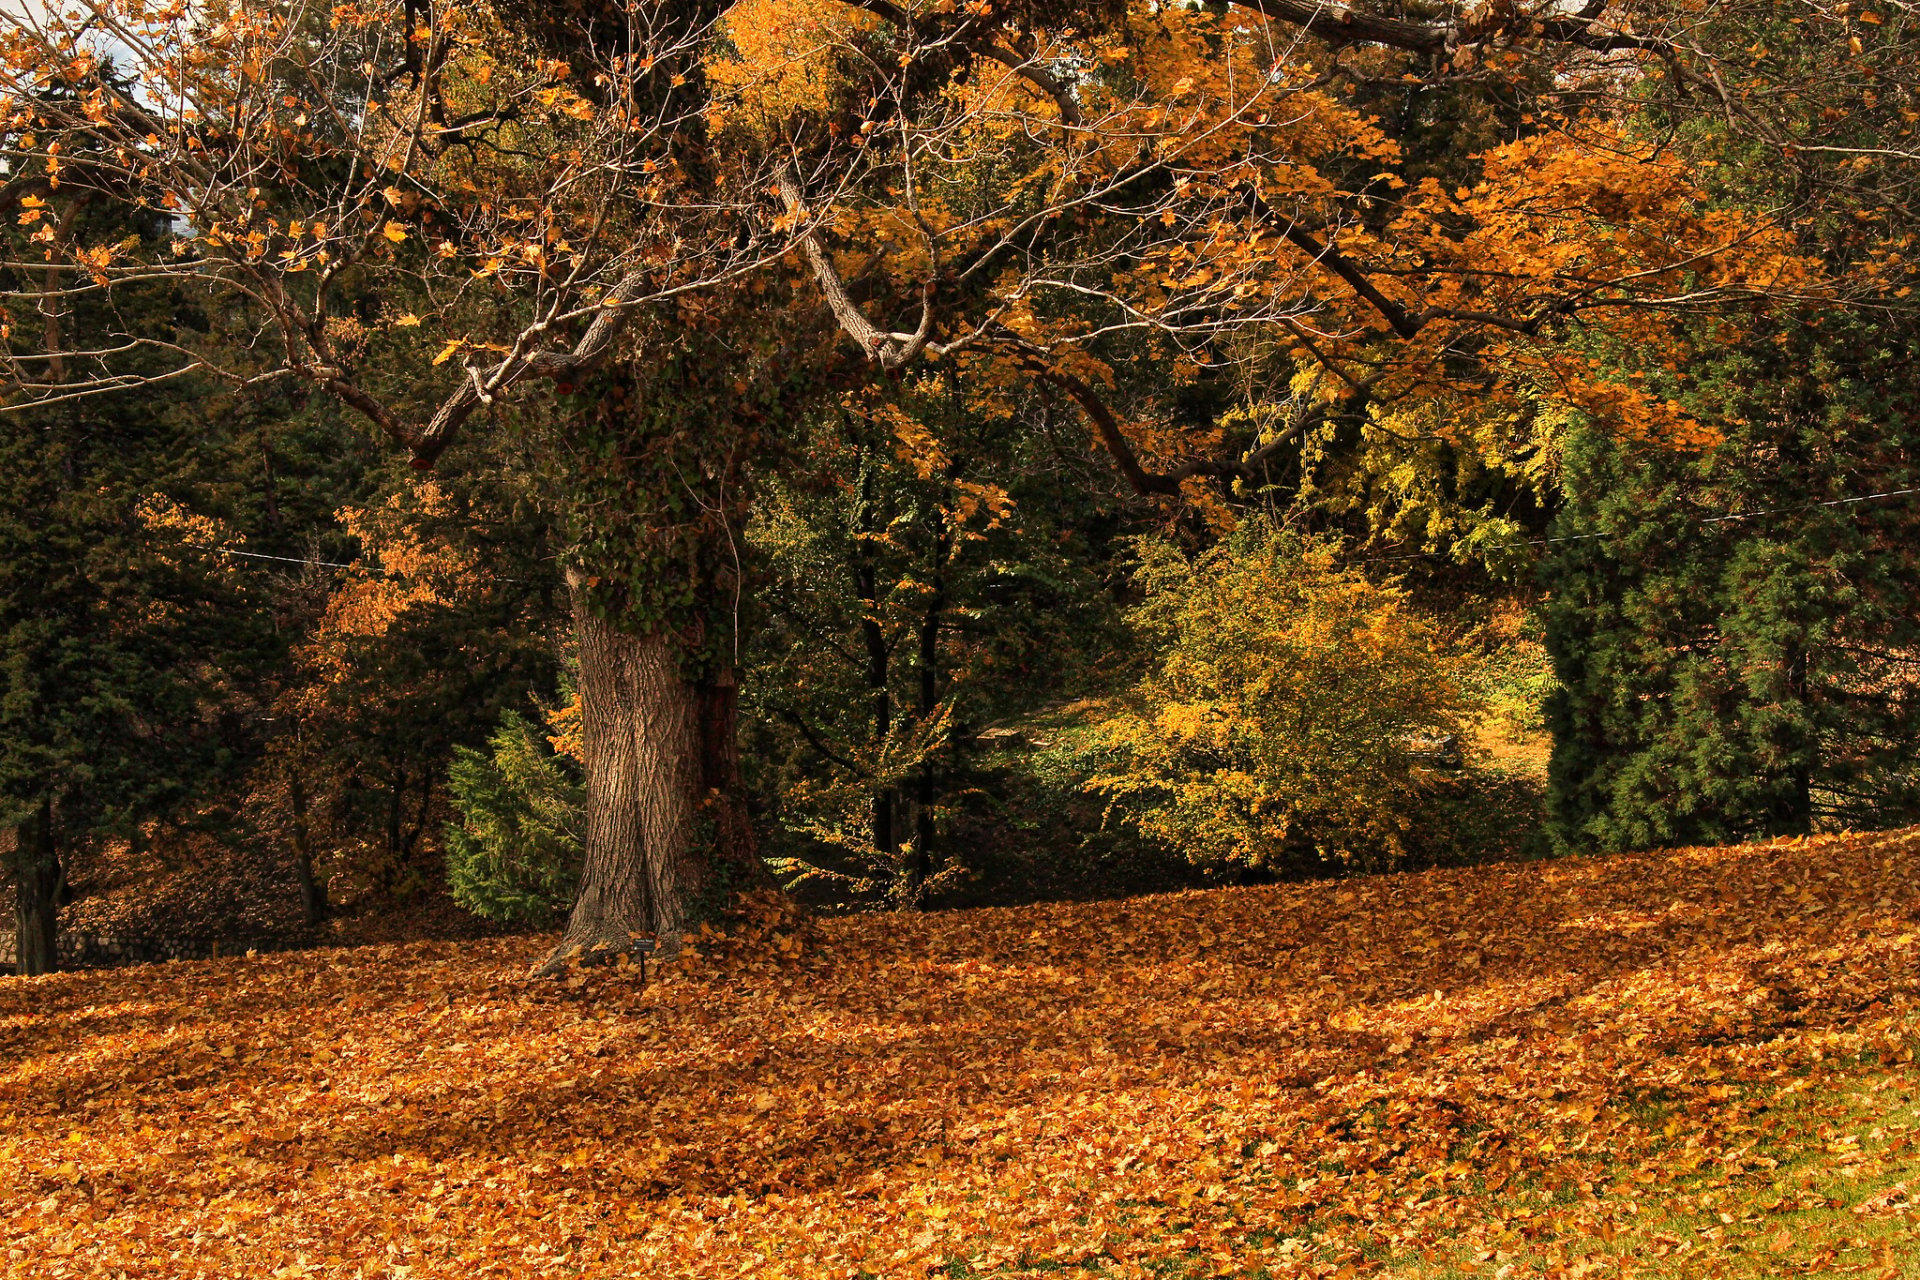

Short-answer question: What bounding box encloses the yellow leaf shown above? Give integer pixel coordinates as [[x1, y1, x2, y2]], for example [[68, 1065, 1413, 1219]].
[[433, 339, 463, 366], [383, 221, 408, 243]]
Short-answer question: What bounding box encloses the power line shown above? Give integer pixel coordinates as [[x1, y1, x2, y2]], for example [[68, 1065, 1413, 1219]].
[[216, 547, 358, 570], [196, 481, 1920, 573], [212, 545, 528, 584]]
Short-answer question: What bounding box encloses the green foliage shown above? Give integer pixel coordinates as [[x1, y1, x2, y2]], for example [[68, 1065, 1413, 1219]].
[[445, 711, 584, 926], [0, 173, 275, 851], [556, 328, 804, 677], [740, 385, 1132, 907], [1538, 4, 1920, 854], [1469, 632, 1559, 743], [271, 447, 566, 902], [1542, 316, 1920, 852], [958, 706, 1213, 901], [1087, 522, 1472, 872]]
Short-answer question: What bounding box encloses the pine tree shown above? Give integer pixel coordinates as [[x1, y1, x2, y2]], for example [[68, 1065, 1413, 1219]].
[[1542, 317, 1920, 851], [445, 710, 585, 926], [0, 302, 268, 972], [0, 99, 294, 971]]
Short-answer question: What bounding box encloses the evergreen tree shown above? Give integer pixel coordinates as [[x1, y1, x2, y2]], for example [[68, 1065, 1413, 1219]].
[[445, 710, 584, 926], [1542, 317, 1920, 851], [1540, 0, 1920, 854], [0, 243, 272, 971]]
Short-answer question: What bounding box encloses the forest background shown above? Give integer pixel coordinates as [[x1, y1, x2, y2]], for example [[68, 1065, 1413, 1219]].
[[2, 0, 1919, 975]]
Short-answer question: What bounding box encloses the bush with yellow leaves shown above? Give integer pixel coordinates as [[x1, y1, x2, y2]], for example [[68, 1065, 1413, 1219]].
[[1089, 522, 1473, 873]]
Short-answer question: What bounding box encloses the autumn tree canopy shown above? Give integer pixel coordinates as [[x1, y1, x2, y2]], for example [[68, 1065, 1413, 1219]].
[[0, 0, 1903, 968]]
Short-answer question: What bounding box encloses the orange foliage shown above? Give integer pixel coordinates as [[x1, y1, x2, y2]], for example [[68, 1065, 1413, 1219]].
[[320, 482, 480, 638], [0, 0, 1830, 486], [4, 830, 1917, 1276], [544, 694, 583, 765], [708, 0, 875, 130]]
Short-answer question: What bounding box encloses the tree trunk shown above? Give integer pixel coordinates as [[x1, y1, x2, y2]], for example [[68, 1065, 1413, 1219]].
[[287, 771, 328, 926], [854, 469, 897, 858], [532, 571, 765, 976], [402, 763, 435, 860], [1776, 643, 1816, 836], [384, 761, 407, 882], [13, 797, 59, 976], [908, 519, 952, 901], [696, 667, 758, 878]]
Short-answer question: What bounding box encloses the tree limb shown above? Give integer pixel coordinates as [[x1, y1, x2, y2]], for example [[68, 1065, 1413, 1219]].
[[778, 166, 940, 373], [1227, 0, 1661, 56], [1040, 365, 1330, 499]]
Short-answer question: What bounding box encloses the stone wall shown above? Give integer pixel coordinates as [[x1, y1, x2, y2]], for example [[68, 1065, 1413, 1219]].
[[2, 930, 289, 972]]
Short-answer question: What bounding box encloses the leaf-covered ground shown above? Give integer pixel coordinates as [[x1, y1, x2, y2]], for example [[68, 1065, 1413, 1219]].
[[4, 830, 1919, 1279]]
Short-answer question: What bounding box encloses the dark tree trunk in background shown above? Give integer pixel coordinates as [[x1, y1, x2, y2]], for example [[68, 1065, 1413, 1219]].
[[909, 520, 952, 900], [14, 797, 59, 976], [403, 764, 435, 860], [861, 607, 896, 856], [1778, 644, 1815, 836], [695, 669, 757, 877], [533, 571, 766, 977], [384, 762, 407, 876], [288, 771, 328, 926], [854, 468, 897, 859]]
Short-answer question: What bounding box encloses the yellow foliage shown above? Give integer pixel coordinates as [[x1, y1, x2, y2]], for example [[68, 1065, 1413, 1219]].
[[545, 691, 583, 763], [1091, 523, 1469, 870], [707, 0, 875, 132], [135, 493, 243, 562], [304, 480, 482, 670]]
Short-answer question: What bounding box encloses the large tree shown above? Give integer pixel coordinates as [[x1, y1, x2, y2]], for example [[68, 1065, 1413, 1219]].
[[1542, 315, 1920, 849], [0, 0, 1855, 969]]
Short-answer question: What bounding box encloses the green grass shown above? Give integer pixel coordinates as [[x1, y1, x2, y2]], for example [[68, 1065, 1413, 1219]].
[[1328, 1040, 1919, 1280], [1010, 1035, 1920, 1280]]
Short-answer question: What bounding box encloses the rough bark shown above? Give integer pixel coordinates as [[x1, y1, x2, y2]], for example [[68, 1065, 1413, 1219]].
[[13, 797, 59, 976], [532, 572, 766, 977]]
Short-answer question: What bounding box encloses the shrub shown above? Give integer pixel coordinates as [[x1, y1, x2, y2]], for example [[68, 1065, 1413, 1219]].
[[1088, 524, 1472, 873], [445, 711, 584, 925]]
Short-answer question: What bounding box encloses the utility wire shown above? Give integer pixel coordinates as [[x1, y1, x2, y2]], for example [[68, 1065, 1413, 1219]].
[[198, 482, 1920, 572], [216, 547, 358, 570], [212, 544, 527, 584]]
